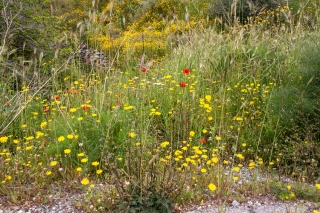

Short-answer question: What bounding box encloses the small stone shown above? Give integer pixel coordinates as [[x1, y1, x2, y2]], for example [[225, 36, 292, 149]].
[[232, 200, 240, 207], [255, 201, 262, 206]]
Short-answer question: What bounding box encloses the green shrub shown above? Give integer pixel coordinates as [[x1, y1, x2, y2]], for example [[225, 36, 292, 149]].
[[208, 0, 285, 24], [0, 0, 61, 61], [117, 185, 173, 213], [269, 32, 320, 180]]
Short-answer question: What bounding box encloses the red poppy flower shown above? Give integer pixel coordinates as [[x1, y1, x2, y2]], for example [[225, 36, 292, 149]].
[[116, 101, 121, 106], [55, 95, 59, 100], [141, 67, 147, 72], [44, 108, 49, 113], [73, 89, 79, 94], [183, 68, 190, 75], [66, 89, 70, 93], [180, 82, 186, 87], [82, 105, 89, 110], [200, 139, 207, 144]]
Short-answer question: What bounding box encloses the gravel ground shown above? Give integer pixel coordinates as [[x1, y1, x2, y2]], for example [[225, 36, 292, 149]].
[[182, 197, 319, 213], [1, 167, 319, 213], [1, 195, 319, 213], [0, 193, 319, 213], [0, 193, 86, 213]]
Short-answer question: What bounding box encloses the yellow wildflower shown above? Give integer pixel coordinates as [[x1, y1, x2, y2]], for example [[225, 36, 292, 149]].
[[64, 149, 71, 154], [208, 183, 217, 191], [92, 161, 99, 166], [160, 141, 170, 148], [81, 178, 89, 185], [50, 161, 58, 166], [0, 136, 8, 143], [57, 136, 65, 142]]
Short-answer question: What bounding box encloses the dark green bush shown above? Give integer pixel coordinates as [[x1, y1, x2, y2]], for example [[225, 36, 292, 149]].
[[117, 185, 173, 213], [0, 0, 60, 61], [208, 0, 285, 24], [269, 32, 320, 180]]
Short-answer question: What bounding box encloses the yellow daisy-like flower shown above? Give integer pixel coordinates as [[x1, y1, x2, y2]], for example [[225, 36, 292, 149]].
[[182, 146, 188, 151], [64, 149, 71, 154], [50, 161, 58, 166], [81, 177, 89, 185], [25, 136, 34, 141], [201, 168, 207, 173], [25, 146, 33, 151], [248, 162, 255, 168], [40, 121, 47, 129], [76, 167, 82, 172], [205, 95, 211, 102], [57, 136, 65, 142], [92, 161, 99, 166], [81, 158, 88, 163], [233, 167, 240, 172], [215, 136, 222, 141], [67, 134, 74, 139], [160, 141, 170, 148], [36, 131, 44, 139], [77, 153, 85, 157], [316, 184, 320, 190], [189, 131, 195, 137], [69, 108, 77, 113], [208, 183, 217, 191], [96, 169, 103, 174], [129, 132, 136, 138], [236, 153, 244, 160], [46, 171, 52, 176], [211, 155, 219, 163], [174, 150, 183, 156]]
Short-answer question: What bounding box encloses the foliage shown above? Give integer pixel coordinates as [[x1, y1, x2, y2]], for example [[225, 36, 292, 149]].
[[208, 0, 286, 24], [0, 0, 61, 61], [269, 31, 320, 179], [117, 186, 173, 213]]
